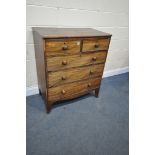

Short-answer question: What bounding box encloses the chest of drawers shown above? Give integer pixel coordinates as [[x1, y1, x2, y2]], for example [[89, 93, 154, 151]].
[[33, 28, 112, 113]]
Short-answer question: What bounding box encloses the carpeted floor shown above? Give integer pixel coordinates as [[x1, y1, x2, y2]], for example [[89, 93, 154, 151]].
[[26, 73, 129, 155]]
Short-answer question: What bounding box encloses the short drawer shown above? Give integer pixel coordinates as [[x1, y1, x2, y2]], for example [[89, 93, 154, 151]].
[[48, 77, 101, 102], [46, 51, 107, 71], [45, 39, 81, 56], [82, 38, 110, 52], [48, 64, 104, 87]]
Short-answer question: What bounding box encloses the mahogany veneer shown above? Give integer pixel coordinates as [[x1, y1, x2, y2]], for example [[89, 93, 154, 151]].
[[33, 28, 112, 113]]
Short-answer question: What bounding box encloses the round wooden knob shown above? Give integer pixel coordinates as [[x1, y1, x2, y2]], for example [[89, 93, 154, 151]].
[[62, 76, 66, 80], [94, 43, 99, 48], [92, 57, 97, 61], [90, 70, 93, 74], [62, 45, 68, 50], [61, 89, 66, 94], [62, 60, 67, 65], [88, 83, 91, 87]]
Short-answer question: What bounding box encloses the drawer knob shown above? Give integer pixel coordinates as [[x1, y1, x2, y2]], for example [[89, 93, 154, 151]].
[[92, 57, 97, 61], [90, 70, 93, 74], [88, 83, 91, 87], [62, 76, 66, 80], [62, 60, 67, 65], [62, 45, 68, 50], [61, 89, 66, 94], [94, 43, 99, 48]]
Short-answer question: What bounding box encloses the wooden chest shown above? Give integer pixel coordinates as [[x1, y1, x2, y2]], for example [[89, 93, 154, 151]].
[[33, 28, 112, 113]]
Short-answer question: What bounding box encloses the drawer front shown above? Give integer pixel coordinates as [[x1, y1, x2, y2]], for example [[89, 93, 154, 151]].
[[48, 77, 101, 102], [45, 39, 81, 56], [46, 51, 107, 71], [48, 64, 104, 87], [82, 38, 110, 52]]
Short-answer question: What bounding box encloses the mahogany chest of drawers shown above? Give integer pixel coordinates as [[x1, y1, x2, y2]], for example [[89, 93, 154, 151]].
[[33, 28, 112, 113]]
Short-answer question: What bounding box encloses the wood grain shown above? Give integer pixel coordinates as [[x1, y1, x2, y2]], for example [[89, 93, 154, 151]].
[[46, 51, 107, 72], [32, 27, 112, 39], [82, 38, 110, 52], [48, 77, 101, 103], [48, 64, 105, 87], [32, 29, 47, 100], [32, 27, 112, 113], [45, 39, 80, 56]]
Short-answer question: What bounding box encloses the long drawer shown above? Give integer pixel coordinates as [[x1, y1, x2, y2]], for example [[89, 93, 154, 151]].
[[48, 77, 101, 102], [48, 64, 104, 87], [46, 51, 107, 71]]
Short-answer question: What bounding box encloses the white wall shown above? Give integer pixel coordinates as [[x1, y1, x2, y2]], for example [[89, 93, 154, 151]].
[[26, 0, 129, 91]]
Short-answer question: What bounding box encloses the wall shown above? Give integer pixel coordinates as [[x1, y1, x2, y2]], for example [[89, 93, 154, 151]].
[[26, 0, 129, 94]]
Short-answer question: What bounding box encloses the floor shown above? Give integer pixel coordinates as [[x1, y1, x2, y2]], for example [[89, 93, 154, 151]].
[[26, 73, 129, 155]]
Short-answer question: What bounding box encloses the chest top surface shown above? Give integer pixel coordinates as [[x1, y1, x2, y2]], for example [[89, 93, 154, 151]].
[[32, 27, 112, 38]]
